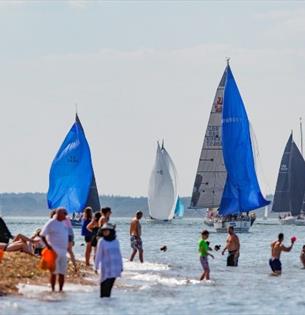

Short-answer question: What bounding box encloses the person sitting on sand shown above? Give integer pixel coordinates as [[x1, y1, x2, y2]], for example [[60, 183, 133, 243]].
[[31, 228, 45, 256], [95, 223, 123, 298], [300, 245, 305, 269], [129, 211, 144, 263], [269, 233, 295, 276], [222, 226, 240, 267], [199, 230, 214, 281], [41, 208, 69, 292]]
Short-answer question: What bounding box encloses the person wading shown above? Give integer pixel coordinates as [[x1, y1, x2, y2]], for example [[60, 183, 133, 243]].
[[269, 233, 295, 276], [129, 211, 144, 263], [222, 226, 240, 267], [95, 223, 123, 298], [41, 208, 69, 292]]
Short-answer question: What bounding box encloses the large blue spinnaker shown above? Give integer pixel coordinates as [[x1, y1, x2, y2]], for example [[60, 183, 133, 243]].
[[219, 66, 270, 216], [47, 114, 100, 214]]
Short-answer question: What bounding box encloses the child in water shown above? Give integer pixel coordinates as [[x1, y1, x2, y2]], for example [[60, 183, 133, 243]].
[[301, 245, 305, 268], [198, 230, 214, 281]]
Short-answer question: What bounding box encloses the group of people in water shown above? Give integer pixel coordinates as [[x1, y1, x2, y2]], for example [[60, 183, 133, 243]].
[[199, 226, 305, 281], [1, 211, 305, 298]]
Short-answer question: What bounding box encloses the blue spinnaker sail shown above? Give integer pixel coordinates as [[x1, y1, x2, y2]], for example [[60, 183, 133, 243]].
[[47, 115, 99, 214], [174, 197, 185, 218], [219, 66, 270, 216]]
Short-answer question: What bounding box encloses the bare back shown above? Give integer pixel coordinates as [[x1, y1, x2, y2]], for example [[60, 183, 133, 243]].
[[130, 218, 141, 237], [271, 241, 291, 259]]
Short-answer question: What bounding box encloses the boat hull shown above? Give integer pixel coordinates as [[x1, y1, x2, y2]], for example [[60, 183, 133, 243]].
[[203, 218, 214, 227], [279, 217, 296, 225], [295, 219, 305, 226], [213, 220, 251, 233]]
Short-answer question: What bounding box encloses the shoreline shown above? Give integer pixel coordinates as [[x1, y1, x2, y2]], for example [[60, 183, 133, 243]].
[[0, 252, 96, 296]]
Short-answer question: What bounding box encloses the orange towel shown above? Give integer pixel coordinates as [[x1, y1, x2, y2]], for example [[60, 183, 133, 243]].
[[39, 248, 57, 272]]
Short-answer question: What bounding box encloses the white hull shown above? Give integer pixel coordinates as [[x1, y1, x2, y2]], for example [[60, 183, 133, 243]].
[[213, 220, 251, 233], [203, 217, 214, 227], [295, 219, 305, 226], [280, 216, 296, 225]]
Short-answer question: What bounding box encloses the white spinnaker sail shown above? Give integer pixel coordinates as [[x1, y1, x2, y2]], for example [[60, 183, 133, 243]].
[[148, 143, 178, 220]]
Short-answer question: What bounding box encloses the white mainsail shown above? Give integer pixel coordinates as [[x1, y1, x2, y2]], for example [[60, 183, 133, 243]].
[[190, 70, 227, 209], [148, 142, 178, 221]]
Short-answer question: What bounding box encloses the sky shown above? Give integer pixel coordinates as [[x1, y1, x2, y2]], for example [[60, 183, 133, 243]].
[[0, 0, 305, 197]]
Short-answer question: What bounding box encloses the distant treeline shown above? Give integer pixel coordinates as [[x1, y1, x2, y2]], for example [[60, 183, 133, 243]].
[[0, 193, 193, 217], [0, 193, 273, 218]]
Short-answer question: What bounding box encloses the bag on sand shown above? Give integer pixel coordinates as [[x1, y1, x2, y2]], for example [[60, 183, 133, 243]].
[[39, 248, 57, 272], [0, 249, 4, 263]]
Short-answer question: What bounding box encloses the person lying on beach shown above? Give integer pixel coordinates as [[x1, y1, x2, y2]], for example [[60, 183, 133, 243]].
[[0, 240, 36, 256], [269, 233, 295, 276], [300, 245, 305, 269], [199, 230, 214, 281]]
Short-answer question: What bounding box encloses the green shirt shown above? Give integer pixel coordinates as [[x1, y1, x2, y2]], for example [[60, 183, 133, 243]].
[[198, 239, 209, 257]]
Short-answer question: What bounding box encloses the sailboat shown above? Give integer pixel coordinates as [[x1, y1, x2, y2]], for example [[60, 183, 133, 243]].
[[190, 61, 270, 232], [272, 133, 305, 225], [174, 196, 185, 218], [148, 141, 179, 221], [47, 114, 100, 226]]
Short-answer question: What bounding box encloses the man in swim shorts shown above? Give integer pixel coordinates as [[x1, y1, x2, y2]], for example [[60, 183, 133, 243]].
[[129, 211, 144, 263], [222, 226, 240, 267], [269, 233, 295, 276]]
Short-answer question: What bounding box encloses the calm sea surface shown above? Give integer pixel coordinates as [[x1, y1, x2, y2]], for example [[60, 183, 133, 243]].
[[1, 216, 305, 315]]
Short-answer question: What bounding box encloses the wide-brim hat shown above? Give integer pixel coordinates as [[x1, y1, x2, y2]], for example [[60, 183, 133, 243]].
[[101, 223, 115, 231]]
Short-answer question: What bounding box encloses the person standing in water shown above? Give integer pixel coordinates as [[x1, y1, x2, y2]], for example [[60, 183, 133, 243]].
[[98, 207, 112, 227], [95, 223, 123, 298], [199, 230, 214, 281], [129, 211, 144, 263], [222, 226, 240, 267], [40, 208, 69, 292], [300, 245, 305, 269], [81, 207, 93, 266], [269, 233, 295, 276]]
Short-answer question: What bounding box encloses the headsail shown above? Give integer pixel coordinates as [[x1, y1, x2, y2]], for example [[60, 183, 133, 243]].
[[272, 134, 305, 216], [219, 65, 270, 216], [190, 70, 227, 209], [148, 142, 178, 220], [47, 114, 100, 214], [174, 196, 185, 218]]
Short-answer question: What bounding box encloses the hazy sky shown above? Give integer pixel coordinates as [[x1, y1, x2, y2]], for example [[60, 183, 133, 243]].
[[0, 0, 305, 197]]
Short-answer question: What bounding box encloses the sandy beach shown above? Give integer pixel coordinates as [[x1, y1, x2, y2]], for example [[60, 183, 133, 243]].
[[0, 252, 95, 296]]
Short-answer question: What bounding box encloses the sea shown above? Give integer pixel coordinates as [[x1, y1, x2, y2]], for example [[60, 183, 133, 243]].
[[1, 216, 305, 315]]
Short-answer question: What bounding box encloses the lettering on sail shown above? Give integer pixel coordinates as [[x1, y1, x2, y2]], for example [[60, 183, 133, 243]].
[[206, 125, 221, 147], [222, 117, 242, 124]]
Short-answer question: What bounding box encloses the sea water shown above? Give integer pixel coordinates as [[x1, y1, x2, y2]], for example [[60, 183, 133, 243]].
[[1, 217, 305, 315]]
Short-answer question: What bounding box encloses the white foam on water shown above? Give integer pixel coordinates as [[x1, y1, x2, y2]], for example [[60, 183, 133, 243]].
[[126, 272, 200, 286], [123, 259, 170, 272], [17, 283, 95, 300]]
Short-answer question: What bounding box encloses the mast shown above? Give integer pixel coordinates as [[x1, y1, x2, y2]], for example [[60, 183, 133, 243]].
[[300, 117, 304, 157]]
